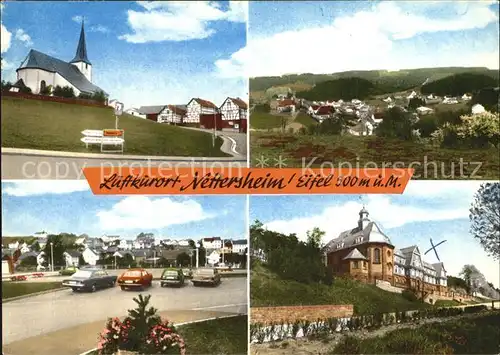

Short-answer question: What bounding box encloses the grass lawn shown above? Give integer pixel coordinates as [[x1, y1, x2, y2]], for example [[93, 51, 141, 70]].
[[2, 281, 63, 300], [294, 112, 318, 127], [435, 299, 464, 307], [250, 111, 285, 129], [1, 96, 229, 157], [251, 265, 431, 316], [330, 311, 500, 354], [178, 315, 248, 355], [250, 132, 500, 180]]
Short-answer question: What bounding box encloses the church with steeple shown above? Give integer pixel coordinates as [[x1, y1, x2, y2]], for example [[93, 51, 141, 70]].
[[323, 206, 448, 302], [15, 21, 106, 96]]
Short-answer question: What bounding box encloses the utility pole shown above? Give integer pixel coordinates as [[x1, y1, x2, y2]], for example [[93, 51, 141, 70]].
[[50, 242, 54, 272]]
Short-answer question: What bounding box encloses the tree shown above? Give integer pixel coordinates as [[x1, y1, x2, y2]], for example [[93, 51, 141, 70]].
[[306, 227, 325, 249], [40, 84, 52, 96], [470, 182, 500, 259], [42, 234, 67, 267], [376, 106, 417, 140], [408, 97, 425, 110], [176, 252, 191, 267], [20, 256, 37, 266], [31, 241, 40, 252], [52, 85, 75, 98], [460, 265, 474, 294], [188, 239, 196, 249], [78, 254, 86, 266], [1, 80, 12, 92], [197, 240, 206, 266]]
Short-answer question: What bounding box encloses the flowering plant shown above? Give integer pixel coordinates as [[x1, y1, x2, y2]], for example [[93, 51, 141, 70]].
[[97, 295, 186, 355]]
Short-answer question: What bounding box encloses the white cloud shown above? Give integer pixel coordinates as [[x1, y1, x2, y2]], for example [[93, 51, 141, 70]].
[[263, 195, 468, 243], [1, 58, 13, 69], [14, 28, 33, 46], [90, 24, 109, 33], [72, 15, 83, 23], [403, 180, 485, 200], [97, 196, 214, 230], [232, 1, 498, 77], [2, 181, 89, 196], [1, 23, 12, 53], [120, 1, 247, 43]]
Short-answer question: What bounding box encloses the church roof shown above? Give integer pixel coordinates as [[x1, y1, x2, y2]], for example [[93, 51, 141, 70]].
[[17, 49, 106, 95], [323, 221, 393, 253], [71, 22, 91, 65], [343, 248, 367, 260]]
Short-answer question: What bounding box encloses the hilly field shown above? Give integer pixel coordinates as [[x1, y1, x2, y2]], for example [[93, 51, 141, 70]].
[[1, 96, 228, 157]]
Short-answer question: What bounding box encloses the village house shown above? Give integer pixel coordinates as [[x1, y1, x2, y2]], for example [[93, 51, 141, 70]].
[[416, 106, 434, 115], [201, 237, 223, 250], [471, 104, 486, 115], [185, 98, 219, 125], [15, 21, 106, 97], [63, 250, 82, 267], [124, 108, 146, 118], [323, 207, 448, 302], [231, 239, 248, 254], [157, 105, 187, 124], [218, 97, 248, 132], [82, 247, 103, 266], [138, 105, 166, 122], [276, 99, 296, 113], [311, 105, 335, 121], [119, 239, 134, 250], [442, 97, 459, 105]]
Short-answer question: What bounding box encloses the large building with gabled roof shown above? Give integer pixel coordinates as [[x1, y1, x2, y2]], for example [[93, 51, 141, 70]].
[[15, 21, 106, 97], [323, 207, 448, 301]]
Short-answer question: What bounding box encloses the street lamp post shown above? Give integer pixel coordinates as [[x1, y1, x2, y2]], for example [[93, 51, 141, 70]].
[[50, 242, 54, 272], [195, 248, 199, 268], [153, 250, 156, 268], [221, 239, 225, 265]]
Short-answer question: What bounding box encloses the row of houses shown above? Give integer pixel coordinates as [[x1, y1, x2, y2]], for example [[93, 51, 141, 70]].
[[3, 233, 248, 256], [119, 97, 248, 133]]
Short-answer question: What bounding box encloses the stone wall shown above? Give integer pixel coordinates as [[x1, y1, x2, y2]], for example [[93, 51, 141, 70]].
[[251, 304, 354, 325]]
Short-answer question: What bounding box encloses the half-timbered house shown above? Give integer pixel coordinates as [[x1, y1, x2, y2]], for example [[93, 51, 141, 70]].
[[218, 97, 248, 132], [158, 105, 187, 124], [185, 98, 218, 125]]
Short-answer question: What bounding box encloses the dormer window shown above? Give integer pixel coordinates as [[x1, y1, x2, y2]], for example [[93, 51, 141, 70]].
[[355, 237, 363, 243], [336, 242, 344, 249]]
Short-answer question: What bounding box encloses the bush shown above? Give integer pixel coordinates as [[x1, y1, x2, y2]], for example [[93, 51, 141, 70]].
[[402, 289, 419, 302], [98, 294, 186, 354], [40, 84, 52, 96], [52, 85, 75, 98], [433, 112, 499, 149]]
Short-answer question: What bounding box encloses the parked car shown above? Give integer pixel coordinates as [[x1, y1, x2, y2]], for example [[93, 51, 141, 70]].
[[160, 268, 185, 287], [191, 268, 221, 287], [62, 268, 117, 292], [182, 268, 193, 279], [117, 268, 153, 291]]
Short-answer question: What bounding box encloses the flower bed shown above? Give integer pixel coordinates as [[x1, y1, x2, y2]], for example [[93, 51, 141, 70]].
[[10, 275, 27, 281], [250, 304, 489, 343], [97, 294, 185, 355]]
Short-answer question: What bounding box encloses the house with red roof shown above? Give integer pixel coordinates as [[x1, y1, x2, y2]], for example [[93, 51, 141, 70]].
[[218, 97, 248, 133], [185, 98, 219, 125]]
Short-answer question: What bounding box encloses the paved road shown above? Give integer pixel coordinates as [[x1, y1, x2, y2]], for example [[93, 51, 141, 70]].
[[3, 277, 247, 346], [1, 154, 246, 179], [176, 127, 248, 158]]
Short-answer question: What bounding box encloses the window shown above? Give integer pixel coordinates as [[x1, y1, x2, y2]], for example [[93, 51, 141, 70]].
[[387, 250, 391, 257], [85, 63, 88, 69], [363, 261, 367, 269], [40, 80, 46, 92], [373, 248, 381, 264], [353, 261, 359, 269]]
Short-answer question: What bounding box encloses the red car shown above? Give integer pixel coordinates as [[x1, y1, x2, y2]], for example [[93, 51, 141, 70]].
[[117, 268, 153, 291]]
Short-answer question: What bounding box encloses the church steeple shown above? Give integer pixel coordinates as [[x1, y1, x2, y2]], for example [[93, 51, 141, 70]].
[[358, 205, 370, 229], [71, 20, 91, 65]]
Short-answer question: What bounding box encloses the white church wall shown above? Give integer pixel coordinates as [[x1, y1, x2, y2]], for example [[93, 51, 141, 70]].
[[17, 69, 81, 96], [71, 62, 92, 82]]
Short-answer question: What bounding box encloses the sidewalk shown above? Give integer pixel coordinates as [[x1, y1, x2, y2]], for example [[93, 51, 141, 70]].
[[1, 147, 245, 162], [2, 309, 241, 355]]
